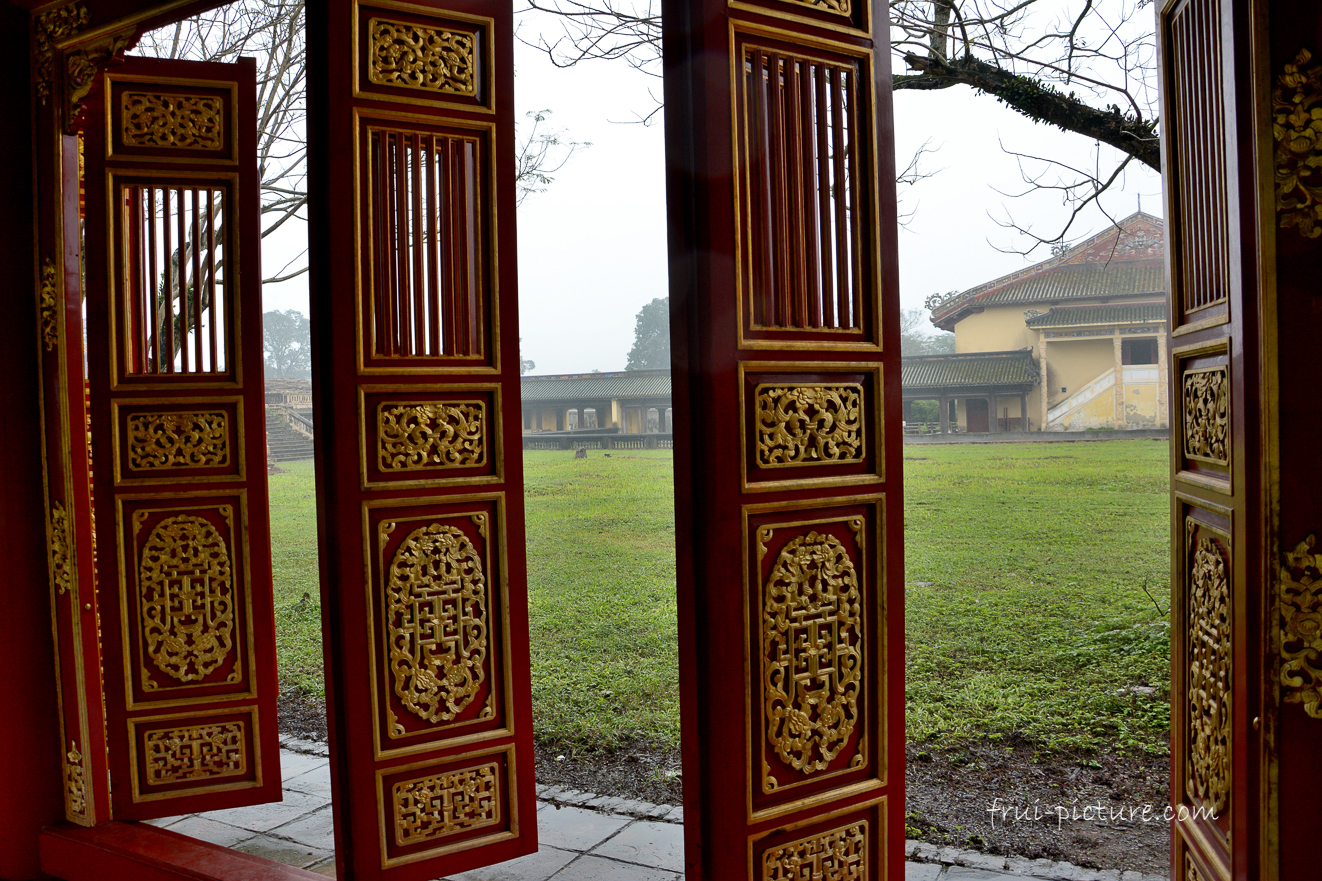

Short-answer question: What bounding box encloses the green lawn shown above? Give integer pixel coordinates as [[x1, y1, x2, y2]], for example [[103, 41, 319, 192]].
[[267, 438, 1171, 755]]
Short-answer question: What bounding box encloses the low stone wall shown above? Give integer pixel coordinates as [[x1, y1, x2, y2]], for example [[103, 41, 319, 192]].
[[906, 429, 1169, 444], [523, 433, 674, 451]]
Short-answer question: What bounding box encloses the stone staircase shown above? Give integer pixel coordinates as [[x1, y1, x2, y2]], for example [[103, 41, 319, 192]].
[[265, 408, 315, 462]]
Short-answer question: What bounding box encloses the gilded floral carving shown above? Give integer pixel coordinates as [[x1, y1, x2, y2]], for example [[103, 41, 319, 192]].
[[143, 721, 245, 784], [783, 0, 851, 15], [368, 18, 477, 97], [1273, 49, 1322, 237], [33, 3, 90, 106], [384, 522, 489, 723], [393, 762, 499, 846], [1185, 854, 1208, 881], [127, 411, 229, 470], [1187, 531, 1231, 816], [1182, 367, 1228, 464], [756, 384, 864, 467], [378, 402, 485, 470], [40, 258, 59, 351], [1280, 533, 1322, 718], [761, 526, 863, 789], [49, 499, 73, 596], [65, 740, 87, 820], [138, 512, 235, 683], [763, 822, 867, 881], [121, 92, 225, 151], [65, 32, 133, 126]]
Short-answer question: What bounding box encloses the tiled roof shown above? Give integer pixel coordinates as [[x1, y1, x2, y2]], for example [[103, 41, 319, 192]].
[[901, 350, 1040, 391], [1024, 301, 1167, 328], [969, 262, 1165, 307], [521, 369, 671, 402]]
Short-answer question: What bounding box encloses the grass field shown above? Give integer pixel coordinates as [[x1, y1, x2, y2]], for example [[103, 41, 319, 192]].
[[268, 438, 1172, 755]]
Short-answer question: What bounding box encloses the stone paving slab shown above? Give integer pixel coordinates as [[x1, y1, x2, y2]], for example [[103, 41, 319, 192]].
[[150, 745, 1167, 881]]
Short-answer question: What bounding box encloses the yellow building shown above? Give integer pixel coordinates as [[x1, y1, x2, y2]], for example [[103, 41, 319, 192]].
[[921, 211, 1169, 432]]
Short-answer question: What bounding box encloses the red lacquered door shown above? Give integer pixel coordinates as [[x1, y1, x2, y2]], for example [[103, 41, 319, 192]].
[[306, 1, 538, 877], [80, 54, 283, 820], [662, 0, 906, 874]]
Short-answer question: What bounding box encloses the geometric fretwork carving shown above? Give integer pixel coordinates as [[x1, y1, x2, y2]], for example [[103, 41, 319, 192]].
[[393, 762, 500, 846], [384, 521, 488, 723], [368, 18, 477, 97], [143, 721, 246, 784], [761, 525, 863, 789], [1280, 533, 1322, 718], [138, 512, 235, 683], [121, 92, 224, 151], [1187, 530, 1231, 816], [762, 821, 867, 881], [1183, 367, 1228, 464], [378, 402, 485, 470], [756, 385, 864, 467], [127, 411, 229, 470]]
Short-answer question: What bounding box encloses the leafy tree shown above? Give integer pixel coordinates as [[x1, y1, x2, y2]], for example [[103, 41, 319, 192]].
[[625, 297, 670, 370], [900, 307, 955, 356], [263, 309, 311, 378], [520, 338, 536, 375]]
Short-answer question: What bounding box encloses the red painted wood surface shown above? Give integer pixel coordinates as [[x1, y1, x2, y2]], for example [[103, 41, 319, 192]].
[[305, 1, 537, 877], [661, 0, 906, 874], [81, 55, 282, 820]]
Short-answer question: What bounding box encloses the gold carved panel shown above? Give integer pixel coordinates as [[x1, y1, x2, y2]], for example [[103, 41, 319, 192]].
[[379, 402, 485, 470], [64, 741, 87, 821], [763, 821, 867, 880], [393, 761, 500, 846], [49, 499, 73, 596], [1280, 533, 1322, 718], [143, 720, 246, 785], [756, 384, 864, 468], [127, 411, 229, 470], [781, 0, 850, 15], [137, 512, 236, 685], [368, 18, 477, 97], [121, 92, 225, 151], [382, 519, 489, 724], [1183, 367, 1229, 465], [40, 257, 58, 351], [1185, 853, 1210, 881], [1186, 525, 1231, 816], [1273, 49, 1322, 238], [760, 524, 864, 790]]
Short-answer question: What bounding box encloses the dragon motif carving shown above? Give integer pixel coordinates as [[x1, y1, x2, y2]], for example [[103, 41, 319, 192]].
[[1273, 49, 1322, 237], [1280, 533, 1322, 718], [378, 402, 485, 470], [127, 411, 229, 470], [368, 18, 477, 97], [756, 385, 864, 467], [33, 3, 91, 106], [1187, 530, 1231, 816], [121, 92, 225, 151]]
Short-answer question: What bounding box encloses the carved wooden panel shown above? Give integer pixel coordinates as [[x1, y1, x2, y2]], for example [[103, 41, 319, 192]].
[[734, 29, 880, 350], [375, 745, 518, 867], [358, 119, 496, 372], [745, 497, 884, 820], [1271, 49, 1322, 238], [106, 74, 239, 164], [365, 495, 513, 759], [729, 0, 871, 37], [1173, 341, 1230, 488], [355, 3, 494, 112], [1280, 534, 1322, 718], [750, 800, 884, 880], [360, 386, 503, 489], [1164, 0, 1231, 330], [128, 709, 260, 802], [740, 363, 883, 492], [113, 399, 244, 484]]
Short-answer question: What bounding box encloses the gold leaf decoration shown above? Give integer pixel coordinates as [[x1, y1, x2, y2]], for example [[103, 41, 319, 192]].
[[1273, 48, 1322, 237], [1182, 367, 1228, 464], [65, 31, 132, 127], [40, 258, 59, 351], [121, 92, 224, 151], [127, 411, 229, 470], [378, 402, 485, 470], [784, 0, 851, 15], [762, 528, 862, 788], [757, 385, 864, 467], [139, 513, 235, 682], [393, 762, 499, 846], [1280, 533, 1322, 718], [368, 18, 477, 97], [49, 499, 73, 596], [143, 721, 245, 784], [1186, 853, 1209, 881], [762, 821, 867, 880], [386, 522, 488, 722], [33, 3, 90, 106], [64, 740, 87, 820], [1187, 531, 1231, 816]]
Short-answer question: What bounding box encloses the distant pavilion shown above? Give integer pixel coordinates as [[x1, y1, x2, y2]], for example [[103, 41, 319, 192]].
[[520, 369, 673, 434]]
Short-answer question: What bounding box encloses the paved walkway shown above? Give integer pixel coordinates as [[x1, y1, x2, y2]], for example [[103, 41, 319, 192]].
[[149, 747, 1165, 881]]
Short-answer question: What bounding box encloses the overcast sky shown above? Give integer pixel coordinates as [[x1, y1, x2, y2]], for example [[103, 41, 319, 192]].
[[259, 9, 1164, 376]]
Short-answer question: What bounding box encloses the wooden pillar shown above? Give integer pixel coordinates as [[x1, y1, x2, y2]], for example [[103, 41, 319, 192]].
[[1039, 333, 1050, 430], [1156, 331, 1169, 428], [902, 399, 913, 423], [938, 395, 949, 434], [988, 396, 999, 433], [1113, 332, 1126, 428], [1020, 394, 1029, 432]]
